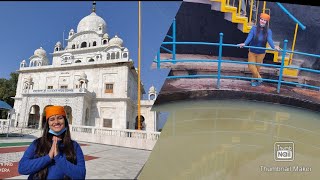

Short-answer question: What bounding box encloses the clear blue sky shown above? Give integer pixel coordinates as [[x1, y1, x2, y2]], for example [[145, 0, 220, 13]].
[[0, 1, 181, 100]]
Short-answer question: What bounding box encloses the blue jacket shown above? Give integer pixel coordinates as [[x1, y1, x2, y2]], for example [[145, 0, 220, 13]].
[[244, 26, 275, 54], [18, 139, 86, 179]]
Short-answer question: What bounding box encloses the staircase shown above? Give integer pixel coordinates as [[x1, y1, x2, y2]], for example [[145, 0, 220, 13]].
[[206, 0, 300, 77]]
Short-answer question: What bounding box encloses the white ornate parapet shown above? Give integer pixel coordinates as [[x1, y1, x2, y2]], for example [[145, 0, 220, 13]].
[[70, 125, 161, 150], [22, 88, 89, 95]]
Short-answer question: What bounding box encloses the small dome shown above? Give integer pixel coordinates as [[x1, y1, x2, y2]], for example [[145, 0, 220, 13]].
[[109, 35, 123, 46], [77, 12, 107, 33], [80, 72, 87, 79], [34, 47, 47, 57], [149, 86, 156, 93], [21, 59, 26, 63], [70, 29, 74, 32], [55, 41, 62, 46], [103, 33, 109, 39], [123, 48, 128, 51]]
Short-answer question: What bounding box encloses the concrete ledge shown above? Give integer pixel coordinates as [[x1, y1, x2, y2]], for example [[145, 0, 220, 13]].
[[154, 78, 320, 112]]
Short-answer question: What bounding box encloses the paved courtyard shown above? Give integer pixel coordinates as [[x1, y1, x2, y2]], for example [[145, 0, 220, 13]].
[[0, 135, 150, 179]]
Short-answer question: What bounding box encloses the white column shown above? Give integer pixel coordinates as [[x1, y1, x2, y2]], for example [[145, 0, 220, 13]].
[[38, 109, 43, 129]]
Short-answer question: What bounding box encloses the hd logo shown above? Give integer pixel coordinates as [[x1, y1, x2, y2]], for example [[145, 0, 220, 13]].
[[274, 142, 294, 161]]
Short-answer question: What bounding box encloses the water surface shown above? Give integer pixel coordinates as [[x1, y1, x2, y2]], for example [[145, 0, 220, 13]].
[[140, 100, 320, 180]]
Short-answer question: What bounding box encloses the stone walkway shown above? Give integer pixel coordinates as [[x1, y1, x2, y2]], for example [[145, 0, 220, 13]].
[[0, 135, 150, 179]]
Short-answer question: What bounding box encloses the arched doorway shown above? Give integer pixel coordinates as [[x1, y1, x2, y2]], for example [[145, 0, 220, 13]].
[[42, 105, 53, 129], [85, 108, 89, 126], [27, 105, 40, 129], [64, 106, 73, 125]]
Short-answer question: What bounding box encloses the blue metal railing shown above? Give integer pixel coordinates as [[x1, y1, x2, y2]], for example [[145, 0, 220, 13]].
[[276, 2, 306, 30], [155, 21, 320, 93]]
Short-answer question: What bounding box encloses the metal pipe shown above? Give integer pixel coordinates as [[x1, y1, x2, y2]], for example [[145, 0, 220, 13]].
[[277, 40, 288, 93], [160, 46, 173, 54], [173, 18, 176, 64], [217, 33, 223, 89], [276, 2, 306, 30], [290, 23, 299, 64], [256, 0, 259, 23], [157, 50, 160, 69], [166, 35, 173, 39], [249, 0, 254, 24], [238, 0, 242, 15], [263, 1, 266, 13]]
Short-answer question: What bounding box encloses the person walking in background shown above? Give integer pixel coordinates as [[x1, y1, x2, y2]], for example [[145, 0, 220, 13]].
[[239, 0, 257, 24], [238, 13, 281, 87], [18, 106, 86, 179]]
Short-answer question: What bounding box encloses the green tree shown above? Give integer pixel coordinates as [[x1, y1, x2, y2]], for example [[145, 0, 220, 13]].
[[0, 72, 19, 118]]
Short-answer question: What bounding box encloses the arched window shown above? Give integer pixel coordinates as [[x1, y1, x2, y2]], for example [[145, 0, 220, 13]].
[[103, 40, 107, 45], [88, 58, 94, 62], [55, 47, 58, 51], [107, 53, 110, 60], [123, 53, 128, 58], [75, 60, 81, 63], [116, 52, 120, 59], [72, 44, 75, 49], [93, 41, 97, 46], [81, 42, 87, 48], [111, 52, 115, 59]]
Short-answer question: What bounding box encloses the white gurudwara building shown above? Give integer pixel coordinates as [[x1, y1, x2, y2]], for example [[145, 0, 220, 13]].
[[12, 3, 159, 133]]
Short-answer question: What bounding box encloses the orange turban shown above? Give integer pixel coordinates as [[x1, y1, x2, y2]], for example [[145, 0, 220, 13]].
[[45, 106, 66, 120], [260, 13, 270, 21]]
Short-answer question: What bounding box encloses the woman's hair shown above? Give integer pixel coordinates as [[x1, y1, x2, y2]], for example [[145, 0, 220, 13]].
[[253, 20, 269, 46], [34, 116, 76, 180]]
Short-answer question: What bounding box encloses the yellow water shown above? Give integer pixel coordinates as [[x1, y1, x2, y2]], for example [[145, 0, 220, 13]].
[[140, 100, 320, 180]]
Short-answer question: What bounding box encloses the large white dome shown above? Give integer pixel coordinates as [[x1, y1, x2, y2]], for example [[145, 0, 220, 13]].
[[77, 12, 106, 33]]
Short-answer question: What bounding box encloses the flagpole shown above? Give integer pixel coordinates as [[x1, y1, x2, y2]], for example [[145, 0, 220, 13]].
[[63, 31, 65, 48], [137, 1, 141, 130]]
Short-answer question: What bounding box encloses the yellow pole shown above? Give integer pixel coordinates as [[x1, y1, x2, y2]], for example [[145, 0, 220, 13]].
[[256, 0, 259, 23], [249, 0, 253, 24], [290, 23, 299, 65], [238, 0, 242, 15], [263, 1, 266, 13], [227, 0, 230, 6], [138, 1, 141, 130]]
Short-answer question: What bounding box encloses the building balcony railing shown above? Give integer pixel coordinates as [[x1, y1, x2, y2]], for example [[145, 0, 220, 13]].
[[71, 125, 161, 141]]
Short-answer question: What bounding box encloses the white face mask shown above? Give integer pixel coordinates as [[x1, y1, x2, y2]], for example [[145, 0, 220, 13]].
[[260, 23, 266, 27]]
